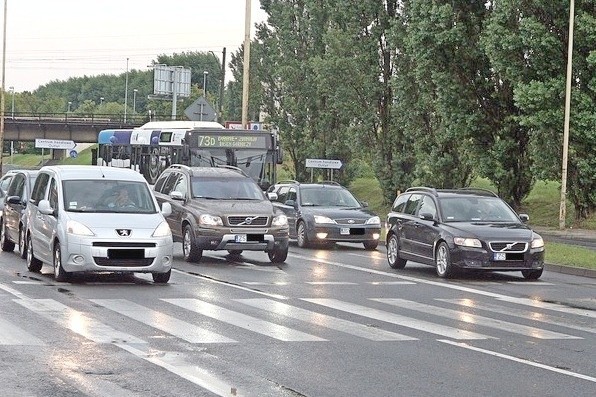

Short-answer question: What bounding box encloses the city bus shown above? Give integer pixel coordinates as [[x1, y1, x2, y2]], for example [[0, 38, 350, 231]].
[[97, 121, 283, 189]]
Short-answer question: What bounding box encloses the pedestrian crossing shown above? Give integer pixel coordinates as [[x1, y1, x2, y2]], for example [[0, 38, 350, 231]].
[[1, 290, 590, 347]]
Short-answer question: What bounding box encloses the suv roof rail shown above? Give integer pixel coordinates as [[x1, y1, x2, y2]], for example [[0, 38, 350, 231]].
[[214, 164, 248, 176], [277, 180, 300, 185], [168, 164, 192, 170], [318, 180, 341, 186], [456, 187, 498, 197], [406, 186, 438, 196]]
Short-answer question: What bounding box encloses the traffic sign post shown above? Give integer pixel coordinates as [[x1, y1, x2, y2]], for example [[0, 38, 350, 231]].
[[305, 158, 343, 182], [35, 139, 76, 150]]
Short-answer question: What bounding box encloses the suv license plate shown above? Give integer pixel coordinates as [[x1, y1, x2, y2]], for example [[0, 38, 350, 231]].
[[494, 253, 506, 261], [235, 234, 247, 243], [340, 228, 350, 235]]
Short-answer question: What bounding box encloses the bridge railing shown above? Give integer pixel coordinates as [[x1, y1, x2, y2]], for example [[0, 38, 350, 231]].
[[4, 112, 152, 126]]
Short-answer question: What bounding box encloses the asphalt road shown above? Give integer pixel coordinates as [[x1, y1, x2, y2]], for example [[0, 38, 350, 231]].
[[1, 242, 595, 397]]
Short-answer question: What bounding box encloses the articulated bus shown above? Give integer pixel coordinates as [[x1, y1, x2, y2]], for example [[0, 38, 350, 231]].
[[97, 120, 283, 189]]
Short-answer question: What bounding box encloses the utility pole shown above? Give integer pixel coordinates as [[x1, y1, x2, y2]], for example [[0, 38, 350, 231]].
[[0, 0, 8, 174], [218, 47, 226, 123], [241, 0, 251, 128]]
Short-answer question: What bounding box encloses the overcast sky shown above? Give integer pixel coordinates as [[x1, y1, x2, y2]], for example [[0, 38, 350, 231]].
[[3, 0, 267, 92]]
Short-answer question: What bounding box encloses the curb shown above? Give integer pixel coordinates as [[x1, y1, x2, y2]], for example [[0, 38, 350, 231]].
[[545, 263, 596, 279]]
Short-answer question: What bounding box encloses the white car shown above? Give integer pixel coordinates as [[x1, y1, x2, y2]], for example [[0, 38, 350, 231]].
[[25, 165, 174, 283]]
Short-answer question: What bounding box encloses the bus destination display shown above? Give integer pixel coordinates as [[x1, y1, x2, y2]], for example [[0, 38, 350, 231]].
[[193, 133, 270, 149]]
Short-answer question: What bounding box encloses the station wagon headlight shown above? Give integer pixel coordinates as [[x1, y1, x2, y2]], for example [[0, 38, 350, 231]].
[[199, 214, 223, 226], [152, 221, 172, 237], [66, 220, 95, 236], [366, 216, 381, 225], [314, 215, 335, 224], [531, 236, 544, 249], [453, 237, 482, 248], [272, 214, 288, 226]]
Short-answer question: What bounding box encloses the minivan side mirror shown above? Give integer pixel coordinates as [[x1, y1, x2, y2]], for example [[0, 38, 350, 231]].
[[38, 199, 55, 215], [161, 202, 172, 217]]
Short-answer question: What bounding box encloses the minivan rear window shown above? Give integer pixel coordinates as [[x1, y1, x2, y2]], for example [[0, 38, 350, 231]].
[[63, 180, 157, 213]]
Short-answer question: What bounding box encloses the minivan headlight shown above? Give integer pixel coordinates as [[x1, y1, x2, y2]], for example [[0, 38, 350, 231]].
[[314, 215, 335, 224], [66, 220, 95, 236], [199, 214, 223, 226], [366, 216, 381, 225], [272, 214, 288, 226], [152, 221, 172, 237], [453, 237, 482, 248]]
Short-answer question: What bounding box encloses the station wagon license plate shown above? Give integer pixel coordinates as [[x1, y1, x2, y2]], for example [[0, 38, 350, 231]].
[[235, 234, 247, 243], [494, 252, 506, 261], [340, 228, 350, 235]]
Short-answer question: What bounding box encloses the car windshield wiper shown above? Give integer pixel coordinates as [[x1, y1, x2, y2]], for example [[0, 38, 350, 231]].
[[193, 196, 220, 199]]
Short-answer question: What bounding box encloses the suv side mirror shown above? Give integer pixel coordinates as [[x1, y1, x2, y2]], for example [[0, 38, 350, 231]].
[[518, 213, 529, 223], [170, 191, 185, 201], [267, 192, 278, 201]]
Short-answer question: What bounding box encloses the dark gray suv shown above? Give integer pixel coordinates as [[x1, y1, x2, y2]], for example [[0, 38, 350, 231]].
[[153, 165, 290, 263]]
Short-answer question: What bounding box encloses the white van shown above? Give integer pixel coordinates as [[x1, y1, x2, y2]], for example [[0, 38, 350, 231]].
[[25, 165, 174, 283]]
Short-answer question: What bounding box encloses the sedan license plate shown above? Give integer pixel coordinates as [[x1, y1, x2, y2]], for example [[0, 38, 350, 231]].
[[235, 234, 247, 243], [494, 252, 507, 261], [340, 227, 350, 235]]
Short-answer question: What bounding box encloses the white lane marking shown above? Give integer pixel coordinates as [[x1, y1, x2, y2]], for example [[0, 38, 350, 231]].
[[172, 269, 288, 300], [302, 298, 490, 340], [373, 299, 581, 340], [90, 299, 236, 344], [440, 299, 596, 334], [243, 281, 290, 286], [288, 253, 591, 317], [507, 281, 555, 285], [369, 281, 417, 285], [14, 298, 146, 344], [439, 339, 596, 384], [163, 298, 326, 342], [306, 281, 358, 285], [236, 298, 417, 341], [12, 280, 43, 285], [0, 317, 45, 345]]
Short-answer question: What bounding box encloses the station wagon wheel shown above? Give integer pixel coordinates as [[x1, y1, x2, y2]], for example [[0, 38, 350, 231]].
[[387, 234, 407, 269], [521, 268, 543, 280], [152, 270, 171, 283], [183, 225, 202, 263], [297, 221, 310, 248], [19, 228, 27, 258], [26, 234, 43, 272], [435, 242, 454, 278], [0, 220, 15, 252], [268, 246, 288, 263], [53, 243, 70, 282], [363, 241, 378, 251]]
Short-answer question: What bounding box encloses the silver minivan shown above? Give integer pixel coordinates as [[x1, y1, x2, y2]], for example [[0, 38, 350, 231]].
[[25, 165, 174, 283]]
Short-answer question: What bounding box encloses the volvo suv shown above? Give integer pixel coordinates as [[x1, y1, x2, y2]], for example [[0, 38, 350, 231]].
[[385, 187, 545, 279], [152, 165, 289, 263]]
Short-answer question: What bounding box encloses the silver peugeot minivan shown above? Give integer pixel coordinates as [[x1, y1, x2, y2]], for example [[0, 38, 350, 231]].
[[25, 165, 174, 283]]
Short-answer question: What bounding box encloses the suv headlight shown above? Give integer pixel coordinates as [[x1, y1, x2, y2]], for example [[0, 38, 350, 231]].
[[66, 220, 95, 236], [199, 214, 223, 226], [314, 215, 335, 224], [453, 237, 482, 248], [152, 221, 172, 237], [531, 236, 544, 249], [272, 214, 288, 226], [366, 216, 381, 225]]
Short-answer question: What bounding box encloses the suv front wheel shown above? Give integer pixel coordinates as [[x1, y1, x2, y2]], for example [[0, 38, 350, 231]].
[[183, 225, 203, 263], [268, 246, 288, 263]]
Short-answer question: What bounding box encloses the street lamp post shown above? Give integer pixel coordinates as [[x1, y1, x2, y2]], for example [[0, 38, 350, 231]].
[[100, 97, 104, 106], [67, 101, 72, 113], [133, 89, 137, 114], [203, 71, 209, 98], [124, 57, 129, 123], [9, 86, 14, 118]]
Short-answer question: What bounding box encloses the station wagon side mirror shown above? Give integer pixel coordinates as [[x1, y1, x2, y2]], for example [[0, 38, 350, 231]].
[[419, 212, 435, 222], [161, 202, 172, 217], [6, 195, 22, 205], [38, 199, 55, 216], [170, 191, 185, 201], [518, 213, 529, 223]]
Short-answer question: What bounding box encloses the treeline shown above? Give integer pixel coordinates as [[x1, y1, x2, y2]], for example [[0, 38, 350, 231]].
[[7, 1, 595, 220]]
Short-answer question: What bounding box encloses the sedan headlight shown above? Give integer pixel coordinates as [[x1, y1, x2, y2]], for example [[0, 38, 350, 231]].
[[453, 237, 482, 248], [66, 220, 95, 236], [152, 221, 172, 237], [199, 214, 223, 226], [366, 216, 381, 225], [272, 214, 288, 226], [531, 236, 544, 249], [314, 215, 336, 224]]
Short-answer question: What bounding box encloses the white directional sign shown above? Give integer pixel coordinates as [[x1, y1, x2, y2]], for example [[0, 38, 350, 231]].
[[35, 139, 76, 150], [305, 158, 343, 169]]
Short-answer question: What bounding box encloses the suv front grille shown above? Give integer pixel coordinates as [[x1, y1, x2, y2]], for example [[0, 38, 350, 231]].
[[489, 242, 528, 253], [227, 216, 269, 226]]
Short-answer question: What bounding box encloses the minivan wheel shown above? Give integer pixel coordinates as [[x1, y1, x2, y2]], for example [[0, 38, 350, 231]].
[[268, 246, 288, 263], [183, 225, 202, 263], [387, 234, 407, 269], [19, 229, 27, 258], [53, 243, 70, 282], [435, 242, 454, 278], [153, 270, 171, 283], [521, 268, 543, 280], [0, 221, 15, 252], [26, 234, 43, 272], [297, 222, 310, 248]]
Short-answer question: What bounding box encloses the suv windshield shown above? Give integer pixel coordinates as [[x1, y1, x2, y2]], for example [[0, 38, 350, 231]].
[[300, 187, 361, 207], [439, 196, 519, 222], [63, 180, 157, 213], [191, 177, 265, 200]]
